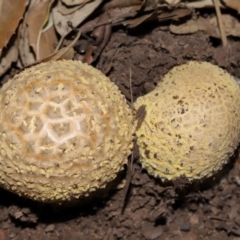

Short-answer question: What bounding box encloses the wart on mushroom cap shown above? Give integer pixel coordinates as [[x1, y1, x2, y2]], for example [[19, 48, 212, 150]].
[[0, 60, 134, 202], [134, 61, 240, 181]]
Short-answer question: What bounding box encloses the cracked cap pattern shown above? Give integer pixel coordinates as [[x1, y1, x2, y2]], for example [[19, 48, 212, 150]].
[[134, 61, 240, 181], [0, 60, 134, 202]]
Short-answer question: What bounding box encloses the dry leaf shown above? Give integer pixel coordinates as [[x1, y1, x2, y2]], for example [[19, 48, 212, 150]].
[[121, 6, 191, 28], [26, 0, 55, 60], [36, 32, 79, 62], [0, 0, 28, 56], [58, 0, 93, 15], [108, 6, 140, 24], [123, 11, 158, 28], [20, 30, 81, 72], [209, 14, 240, 38], [104, 0, 144, 9], [39, 25, 58, 60], [170, 18, 205, 34], [164, 0, 224, 8], [170, 14, 240, 38], [52, 0, 103, 37], [58, 3, 83, 15], [222, 0, 240, 13], [158, 8, 191, 21], [18, 23, 36, 66], [61, 0, 91, 7], [164, 0, 181, 5], [18, 0, 57, 65], [0, 36, 18, 76]]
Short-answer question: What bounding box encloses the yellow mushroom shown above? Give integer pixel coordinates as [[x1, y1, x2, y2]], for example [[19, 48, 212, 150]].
[[134, 61, 240, 181], [0, 60, 134, 202]]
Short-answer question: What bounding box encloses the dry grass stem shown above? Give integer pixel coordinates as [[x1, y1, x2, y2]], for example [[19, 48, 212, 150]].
[[213, 0, 227, 46]]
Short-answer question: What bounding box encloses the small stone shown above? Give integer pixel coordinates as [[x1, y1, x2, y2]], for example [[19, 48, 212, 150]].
[[9, 233, 16, 238], [0, 229, 7, 240], [45, 224, 55, 233], [142, 221, 163, 239], [180, 222, 191, 232], [189, 214, 199, 225], [188, 203, 198, 212]]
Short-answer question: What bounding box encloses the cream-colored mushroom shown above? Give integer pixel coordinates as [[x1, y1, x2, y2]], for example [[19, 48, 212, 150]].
[[0, 60, 134, 202], [134, 61, 240, 181]]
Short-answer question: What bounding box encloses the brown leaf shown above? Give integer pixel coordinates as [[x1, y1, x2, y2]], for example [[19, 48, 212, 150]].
[[170, 18, 204, 34], [158, 8, 192, 21], [104, 0, 144, 9], [209, 14, 240, 38], [61, 0, 91, 7], [20, 30, 81, 72], [58, 0, 93, 15], [170, 14, 240, 38], [57, 3, 83, 15], [26, 0, 55, 60], [0, 36, 18, 76], [18, 22, 36, 66], [52, 0, 103, 37], [0, 0, 28, 56], [107, 6, 139, 24], [164, 0, 225, 8], [39, 25, 58, 60], [122, 11, 158, 28], [223, 0, 240, 13]]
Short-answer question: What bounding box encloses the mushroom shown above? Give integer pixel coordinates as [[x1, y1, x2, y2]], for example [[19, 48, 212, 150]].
[[0, 60, 134, 202], [134, 61, 240, 181]]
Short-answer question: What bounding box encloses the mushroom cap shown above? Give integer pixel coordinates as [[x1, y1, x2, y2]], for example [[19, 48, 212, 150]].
[[0, 60, 134, 202], [134, 61, 240, 181]]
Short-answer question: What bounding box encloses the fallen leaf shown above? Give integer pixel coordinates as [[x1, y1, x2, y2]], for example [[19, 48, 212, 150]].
[[57, 3, 83, 15], [104, 0, 144, 9], [61, 0, 91, 7], [209, 14, 240, 38], [164, 0, 224, 8], [18, 22, 36, 66], [0, 36, 18, 76], [0, 0, 28, 56], [164, 0, 181, 5], [170, 18, 205, 34], [20, 30, 81, 72], [158, 8, 192, 21], [222, 0, 240, 13], [170, 14, 240, 38], [58, 0, 94, 15], [123, 11, 158, 28], [107, 6, 140, 24], [52, 0, 103, 37], [39, 25, 58, 60], [26, 0, 55, 60]]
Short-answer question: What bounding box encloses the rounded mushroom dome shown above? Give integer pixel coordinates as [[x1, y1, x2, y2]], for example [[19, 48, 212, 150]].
[[0, 60, 134, 202], [134, 61, 240, 181]]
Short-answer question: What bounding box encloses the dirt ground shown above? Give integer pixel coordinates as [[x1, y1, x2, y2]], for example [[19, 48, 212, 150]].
[[1, 23, 240, 240]]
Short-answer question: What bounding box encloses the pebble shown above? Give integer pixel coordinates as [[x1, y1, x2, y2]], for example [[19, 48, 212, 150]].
[[180, 222, 191, 232], [0, 229, 7, 240], [45, 224, 55, 233], [142, 221, 163, 239], [189, 214, 199, 225]]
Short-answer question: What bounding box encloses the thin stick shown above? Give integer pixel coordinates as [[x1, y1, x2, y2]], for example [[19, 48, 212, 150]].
[[129, 59, 133, 106], [121, 59, 135, 213], [213, 0, 227, 46]]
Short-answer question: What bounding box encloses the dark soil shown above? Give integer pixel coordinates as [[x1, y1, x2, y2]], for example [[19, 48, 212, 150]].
[[1, 25, 240, 240]]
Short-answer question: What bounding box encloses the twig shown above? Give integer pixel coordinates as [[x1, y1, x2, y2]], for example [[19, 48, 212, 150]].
[[129, 58, 133, 106], [121, 59, 135, 213], [213, 0, 227, 46]]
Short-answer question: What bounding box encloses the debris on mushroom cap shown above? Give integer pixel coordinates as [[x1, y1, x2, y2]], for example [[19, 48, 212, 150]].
[[134, 61, 240, 181], [0, 60, 134, 202]]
